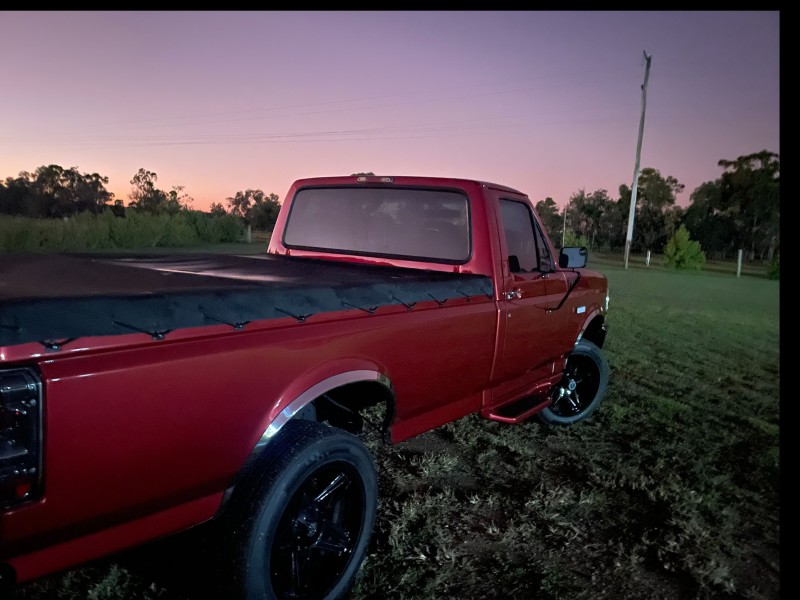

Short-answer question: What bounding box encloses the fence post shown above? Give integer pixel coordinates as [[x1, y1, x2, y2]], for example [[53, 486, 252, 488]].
[[737, 249, 743, 278], [646, 250, 651, 266], [245, 224, 252, 243]]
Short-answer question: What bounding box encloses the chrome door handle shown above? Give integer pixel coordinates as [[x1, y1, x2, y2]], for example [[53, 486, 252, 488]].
[[504, 289, 523, 300]]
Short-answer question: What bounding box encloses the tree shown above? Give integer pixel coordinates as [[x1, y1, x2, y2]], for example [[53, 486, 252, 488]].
[[683, 180, 736, 259], [663, 225, 705, 270], [0, 174, 33, 216], [621, 167, 685, 252], [682, 151, 780, 261], [128, 168, 169, 213], [250, 193, 281, 230], [0, 165, 113, 218], [534, 197, 561, 239], [227, 189, 258, 223], [111, 198, 126, 218], [209, 202, 227, 216], [597, 194, 629, 251], [565, 189, 611, 250], [165, 185, 194, 215], [226, 189, 281, 230], [716, 150, 779, 261], [663, 204, 685, 244]]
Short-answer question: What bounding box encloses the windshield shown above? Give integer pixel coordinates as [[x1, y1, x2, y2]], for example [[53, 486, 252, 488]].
[[283, 186, 471, 263]]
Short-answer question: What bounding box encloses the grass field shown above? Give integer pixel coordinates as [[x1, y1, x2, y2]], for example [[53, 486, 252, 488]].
[[591, 250, 771, 279], [12, 261, 780, 600]]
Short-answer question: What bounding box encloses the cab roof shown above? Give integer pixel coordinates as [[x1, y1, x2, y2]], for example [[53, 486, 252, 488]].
[[289, 175, 527, 197]]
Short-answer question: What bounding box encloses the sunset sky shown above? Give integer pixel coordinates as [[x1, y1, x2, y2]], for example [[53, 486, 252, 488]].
[[0, 11, 780, 211]]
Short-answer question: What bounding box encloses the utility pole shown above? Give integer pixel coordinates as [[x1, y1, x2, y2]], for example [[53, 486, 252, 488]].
[[624, 51, 652, 269], [561, 203, 568, 247]]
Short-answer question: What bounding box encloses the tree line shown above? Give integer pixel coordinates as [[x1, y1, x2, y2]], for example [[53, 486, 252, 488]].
[[0, 166, 282, 231], [0, 151, 779, 261], [535, 150, 779, 262]]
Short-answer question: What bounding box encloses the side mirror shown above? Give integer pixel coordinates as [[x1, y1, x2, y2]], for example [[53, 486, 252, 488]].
[[559, 246, 587, 268]]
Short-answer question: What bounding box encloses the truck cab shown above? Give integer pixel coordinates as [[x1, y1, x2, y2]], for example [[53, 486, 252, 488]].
[[268, 174, 609, 426]]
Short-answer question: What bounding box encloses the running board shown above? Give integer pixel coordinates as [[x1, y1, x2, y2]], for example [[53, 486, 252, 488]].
[[482, 394, 552, 424]]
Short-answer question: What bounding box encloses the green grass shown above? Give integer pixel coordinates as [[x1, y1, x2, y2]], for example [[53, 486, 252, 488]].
[[591, 251, 770, 279], [12, 263, 780, 600]]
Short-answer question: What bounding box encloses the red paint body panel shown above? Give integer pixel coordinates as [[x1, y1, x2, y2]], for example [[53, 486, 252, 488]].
[[8, 492, 223, 583], [0, 175, 608, 585]]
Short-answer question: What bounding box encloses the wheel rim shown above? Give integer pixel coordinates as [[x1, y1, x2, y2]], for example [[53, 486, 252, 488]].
[[270, 461, 366, 599], [549, 353, 601, 417]]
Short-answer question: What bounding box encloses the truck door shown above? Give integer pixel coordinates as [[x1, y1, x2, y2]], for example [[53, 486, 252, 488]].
[[493, 198, 568, 399]]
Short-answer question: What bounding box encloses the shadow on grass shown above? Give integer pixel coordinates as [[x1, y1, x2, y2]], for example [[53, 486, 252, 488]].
[[13, 523, 223, 600], [110, 523, 221, 600]]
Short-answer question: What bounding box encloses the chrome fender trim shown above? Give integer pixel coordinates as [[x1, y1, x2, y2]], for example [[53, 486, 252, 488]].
[[574, 307, 604, 347], [256, 369, 392, 448]]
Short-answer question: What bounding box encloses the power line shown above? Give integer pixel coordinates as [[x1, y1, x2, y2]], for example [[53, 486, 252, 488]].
[[2, 100, 638, 148], [11, 69, 642, 139]]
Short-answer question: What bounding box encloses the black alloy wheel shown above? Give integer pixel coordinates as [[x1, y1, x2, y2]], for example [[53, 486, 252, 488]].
[[538, 338, 609, 426], [271, 462, 366, 599], [217, 419, 377, 600]]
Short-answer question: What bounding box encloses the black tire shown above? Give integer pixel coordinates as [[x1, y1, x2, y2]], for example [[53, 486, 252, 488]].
[[218, 419, 377, 600], [538, 338, 609, 425]]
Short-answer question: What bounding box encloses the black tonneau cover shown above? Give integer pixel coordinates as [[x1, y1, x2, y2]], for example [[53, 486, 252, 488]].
[[0, 253, 493, 347]]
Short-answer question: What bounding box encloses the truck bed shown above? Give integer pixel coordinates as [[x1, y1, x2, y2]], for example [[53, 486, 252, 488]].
[[0, 253, 493, 347]]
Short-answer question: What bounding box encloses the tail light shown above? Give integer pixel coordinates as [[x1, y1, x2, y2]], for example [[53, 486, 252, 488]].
[[0, 368, 42, 508]]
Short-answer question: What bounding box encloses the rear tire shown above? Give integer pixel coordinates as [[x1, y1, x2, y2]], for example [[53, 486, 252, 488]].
[[538, 338, 609, 425], [218, 419, 377, 600]]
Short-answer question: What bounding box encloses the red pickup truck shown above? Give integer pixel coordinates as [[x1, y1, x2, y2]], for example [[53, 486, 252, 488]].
[[0, 175, 609, 599]]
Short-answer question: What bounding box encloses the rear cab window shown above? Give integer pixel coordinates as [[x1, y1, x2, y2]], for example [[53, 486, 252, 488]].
[[283, 187, 471, 263]]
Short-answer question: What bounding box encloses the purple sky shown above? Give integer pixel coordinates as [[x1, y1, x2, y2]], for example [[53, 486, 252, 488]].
[[0, 11, 779, 211]]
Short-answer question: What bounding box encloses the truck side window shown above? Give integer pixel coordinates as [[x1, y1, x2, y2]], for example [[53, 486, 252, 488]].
[[499, 199, 539, 272]]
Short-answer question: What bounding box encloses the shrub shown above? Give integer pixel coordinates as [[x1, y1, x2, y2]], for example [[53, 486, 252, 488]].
[[0, 210, 246, 252], [161, 213, 199, 247], [61, 211, 112, 250], [183, 210, 244, 243], [664, 225, 706, 270], [767, 252, 779, 280], [108, 210, 166, 248], [211, 213, 246, 242], [562, 231, 591, 248]]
